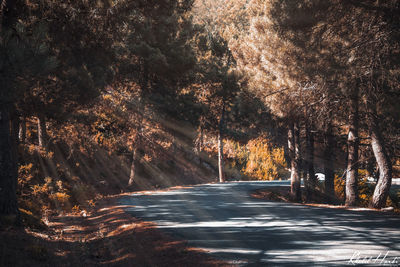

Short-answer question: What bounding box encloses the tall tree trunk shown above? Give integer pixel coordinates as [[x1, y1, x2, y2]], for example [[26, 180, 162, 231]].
[[0, 105, 19, 218], [128, 145, 138, 187], [10, 113, 19, 175], [289, 123, 301, 201], [218, 106, 225, 183], [324, 120, 335, 199], [37, 114, 47, 148], [369, 106, 392, 209], [305, 121, 315, 199], [18, 117, 26, 144], [294, 122, 302, 201], [345, 89, 359, 206], [0, 0, 19, 221], [129, 113, 142, 187], [11, 115, 19, 147], [198, 126, 203, 153], [128, 62, 148, 187], [197, 120, 204, 164]]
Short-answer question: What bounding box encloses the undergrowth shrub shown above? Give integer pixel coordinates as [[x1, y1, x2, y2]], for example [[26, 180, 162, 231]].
[[334, 169, 397, 208], [226, 137, 288, 180], [70, 182, 96, 209], [334, 174, 345, 200], [31, 177, 72, 211]]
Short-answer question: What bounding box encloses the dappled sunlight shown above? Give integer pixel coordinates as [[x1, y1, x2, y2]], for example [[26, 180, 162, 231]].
[[120, 181, 400, 265], [2, 0, 399, 266], [0, 200, 226, 266]]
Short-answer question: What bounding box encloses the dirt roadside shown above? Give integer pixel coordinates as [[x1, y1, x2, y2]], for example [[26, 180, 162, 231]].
[[251, 186, 399, 215], [0, 194, 230, 267]]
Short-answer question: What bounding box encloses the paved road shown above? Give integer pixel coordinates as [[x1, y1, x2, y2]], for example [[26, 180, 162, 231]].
[[119, 181, 400, 266]]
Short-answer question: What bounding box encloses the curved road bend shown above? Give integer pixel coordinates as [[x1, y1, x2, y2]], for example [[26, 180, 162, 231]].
[[119, 181, 400, 266]]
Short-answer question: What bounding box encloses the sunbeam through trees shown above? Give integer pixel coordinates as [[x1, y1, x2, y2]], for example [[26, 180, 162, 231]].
[[1, 0, 400, 266]]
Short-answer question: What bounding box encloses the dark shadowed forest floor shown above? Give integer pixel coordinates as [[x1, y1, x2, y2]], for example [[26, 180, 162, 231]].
[[0, 193, 228, 267]]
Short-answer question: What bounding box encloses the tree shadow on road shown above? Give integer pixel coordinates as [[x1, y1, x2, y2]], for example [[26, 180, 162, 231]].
[[119, 182, 400, 266]]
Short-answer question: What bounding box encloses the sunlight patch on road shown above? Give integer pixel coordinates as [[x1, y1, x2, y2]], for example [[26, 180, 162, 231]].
[[156, 219, 318, 228], [199, 247, 262, 255]]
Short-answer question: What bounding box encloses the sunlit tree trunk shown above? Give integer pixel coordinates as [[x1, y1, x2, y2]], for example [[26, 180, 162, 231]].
[[369, 105, 392, 209], [0, 105, 19, 218], [288, 123, 301, 201], [294, 122, 302, 201], [37, 114, 47, 148], [128, 145, 138, 187], [345, 88, 359, 206], [128, 116, 142, 187], [18, 117, 26, 144], [324, 119, 335, 199], [218, 106, 225, 183], [198, 126, 203, 153]]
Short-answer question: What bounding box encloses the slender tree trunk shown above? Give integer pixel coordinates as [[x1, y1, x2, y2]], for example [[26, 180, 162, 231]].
[[218, 131, 225, 182], [198, 126, 203, 153], [140, 62, 149, 92], [18, 117, 26, 144], [128, 145, 138, 187], [294, 122, 302, 201], [218, 106, 225, 183], [11, 115, 19, 147], [197, 121, 204, 164], [369, 107, 392, 209], [37, 114, 47, 148], [345, 89, 359, 206], [305, 121, 315, 199], [324, 120, 335, 199], [128, 63, 148, 187], [289, 123, 301, 201], [10, 113, 19, 175], [0, 105, 19, 218], [129, 112, 142, 187]]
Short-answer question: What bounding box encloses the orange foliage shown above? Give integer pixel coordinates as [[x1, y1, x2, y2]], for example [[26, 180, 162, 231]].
[[226, 137, 288, 180]]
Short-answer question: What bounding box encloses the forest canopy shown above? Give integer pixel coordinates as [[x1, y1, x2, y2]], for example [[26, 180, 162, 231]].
[[1, 0, 399, 226]]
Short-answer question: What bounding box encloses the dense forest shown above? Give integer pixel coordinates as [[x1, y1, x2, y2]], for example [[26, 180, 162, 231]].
[[1, 0, 399, 237]]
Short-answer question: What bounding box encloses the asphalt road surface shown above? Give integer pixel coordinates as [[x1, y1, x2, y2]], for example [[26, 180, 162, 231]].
[[119, 181, 400, 266]]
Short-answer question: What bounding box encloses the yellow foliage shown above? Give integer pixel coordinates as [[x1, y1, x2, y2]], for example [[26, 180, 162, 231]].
[[334, 174, 345, 199], [19, 208, 33, 217], [228, 137, 287, 180], [31, 183, 49, 196], [49, 192, 70, 206], [358, 176, 374, 206], [102, 94, 112, 101], [334, 170, 374, 206], [72, 205, 81, 213], [30, 176, 72, 211], [87, 199, 96, 208], [18, 163, 34, 188], [243, 137, 287, 180]]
